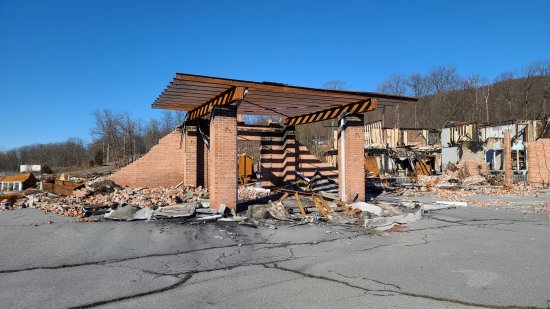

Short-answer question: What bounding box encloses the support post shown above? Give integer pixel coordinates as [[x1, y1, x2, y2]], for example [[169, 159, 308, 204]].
[[504, 131, 512, 186], [338, 114, 365, 202], [183, 124, 198, 187], [208, 105, 238, 211]]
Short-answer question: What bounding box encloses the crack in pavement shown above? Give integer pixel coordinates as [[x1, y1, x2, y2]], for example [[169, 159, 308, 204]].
[[0, 242, 263, 274], [347, 242, 393, 253], [333, 271, 401, 290], [66, 256, 301, 308], [404, 233, 429, 247], [0, 234, 362, 274], [67, 274, 193, 309], [264, 263, 548, 309]]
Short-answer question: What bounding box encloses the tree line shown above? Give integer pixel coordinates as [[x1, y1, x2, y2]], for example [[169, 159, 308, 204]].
[[373, 60, 550, 128], [0, 110, 185, 173]]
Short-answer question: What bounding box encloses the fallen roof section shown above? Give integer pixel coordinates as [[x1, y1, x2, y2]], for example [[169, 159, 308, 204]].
[[152, 73, 418, 118]]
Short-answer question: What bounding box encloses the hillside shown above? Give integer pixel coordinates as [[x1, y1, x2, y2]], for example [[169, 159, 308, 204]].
[[369, 76, 550, 129]]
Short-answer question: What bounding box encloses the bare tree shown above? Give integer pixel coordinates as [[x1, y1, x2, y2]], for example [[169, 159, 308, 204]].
[[323, 80, 348, 90], [427, 65, 460, 93], [407, 73, 430, 128], [518, 65, 540, 118], [377, 74, 408, 95], [377, 74, 408, 128], [527, 60, 550, 117], [495, 71, 516, 119], [463, 74, 490, 123]]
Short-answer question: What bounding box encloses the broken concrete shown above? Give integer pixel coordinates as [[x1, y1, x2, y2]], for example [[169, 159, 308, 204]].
[[349, 202, 382, 216], [104, 204, 138, 221], [153, 203, 196, 218]]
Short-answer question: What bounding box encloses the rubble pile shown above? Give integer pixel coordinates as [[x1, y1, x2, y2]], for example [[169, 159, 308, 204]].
[[70, 177, 209, 207], [243, 190, 423, 231], [417, 161, 490, 188], [238, 186, 270, 201], [0, 177, 211, 219], [404, 178, 550, 218]]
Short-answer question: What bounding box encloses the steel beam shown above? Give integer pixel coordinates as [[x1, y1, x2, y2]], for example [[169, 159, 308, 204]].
[[187, 86, 247, 120], [283, 98, 377, 126]]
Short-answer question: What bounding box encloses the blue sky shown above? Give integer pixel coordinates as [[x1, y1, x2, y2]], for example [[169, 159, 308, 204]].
[[1, 0, 549, 150]]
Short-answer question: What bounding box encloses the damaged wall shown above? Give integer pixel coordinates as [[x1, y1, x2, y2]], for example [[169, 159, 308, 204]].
[[458, 141, 485, 163], [109, 130, 186, 187], [364, 121, 432, 148], [110, 125, 337, 189], [527, 139, 550, 186]]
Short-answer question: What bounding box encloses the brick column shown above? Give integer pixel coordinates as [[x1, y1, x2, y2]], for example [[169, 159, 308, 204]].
[[208, 106, 238, 211], [183, 124, 198, 187], [338, 114, 365, 202]]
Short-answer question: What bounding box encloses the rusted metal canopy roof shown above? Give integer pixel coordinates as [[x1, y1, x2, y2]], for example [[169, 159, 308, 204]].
[[152, 73, 417, 118], [0, 173, 34, 182]]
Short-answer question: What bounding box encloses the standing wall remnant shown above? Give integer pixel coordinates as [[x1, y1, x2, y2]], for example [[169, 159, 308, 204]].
[[527, 139, 550, 186], [109, 130, 186, 188]]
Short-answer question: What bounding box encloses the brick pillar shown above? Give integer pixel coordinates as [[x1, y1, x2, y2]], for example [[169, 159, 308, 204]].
[[283, 126, 297, 182], [208, 106, 237, 210], [338, 114, 365, 202], [183, 124, 198, 187], [504, 131, 512, 186]]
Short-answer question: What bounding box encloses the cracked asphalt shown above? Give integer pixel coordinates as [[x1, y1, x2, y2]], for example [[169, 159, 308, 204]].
[[1, 206, 549, 309]]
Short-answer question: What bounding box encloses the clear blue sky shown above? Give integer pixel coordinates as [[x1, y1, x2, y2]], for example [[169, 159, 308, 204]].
[[1, 0, 549, 150]]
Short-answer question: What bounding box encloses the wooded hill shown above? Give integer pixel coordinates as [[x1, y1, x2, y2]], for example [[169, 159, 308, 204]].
[[369, 62, 550, 128]]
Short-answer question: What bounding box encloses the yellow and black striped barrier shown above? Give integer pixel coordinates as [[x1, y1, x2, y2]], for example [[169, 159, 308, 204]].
[[188, 86, 247, 120], [283, 98, 376, 126]]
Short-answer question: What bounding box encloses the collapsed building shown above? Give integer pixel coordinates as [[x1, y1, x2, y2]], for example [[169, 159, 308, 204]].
[[441, 120, 550, 184], [357, 118, 550, 186], [106, 73, 550, 215], [0, 173, 37, 192], [109, 73, 418, 210], [362, 121, 440, 177]]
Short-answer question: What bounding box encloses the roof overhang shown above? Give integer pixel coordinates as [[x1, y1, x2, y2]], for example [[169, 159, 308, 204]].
[[152, 73, 418, 119]]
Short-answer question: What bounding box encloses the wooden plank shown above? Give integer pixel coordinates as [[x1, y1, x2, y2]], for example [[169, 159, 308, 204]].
[[294, 192, 307, 218], [164, 87, 362, 104], [152, 73, 417, 115], [312, 196, 329, 220], [276, 192, 289, 204], [318, 196, 333, 213], [173, 74, 369, 101]]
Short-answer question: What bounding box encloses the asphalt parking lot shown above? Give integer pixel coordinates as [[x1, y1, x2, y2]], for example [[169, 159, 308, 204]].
[[0, 206, 549, 309]]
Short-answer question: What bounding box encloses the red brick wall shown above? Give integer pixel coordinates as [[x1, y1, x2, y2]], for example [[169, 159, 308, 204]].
[[338, 115, 365, 202], [208, 107, 237, 210], [109, 131, 185, 188], [528, 139, 550, 186]]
